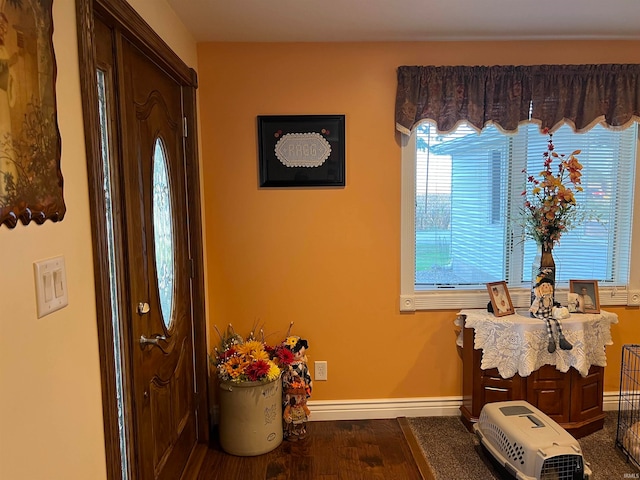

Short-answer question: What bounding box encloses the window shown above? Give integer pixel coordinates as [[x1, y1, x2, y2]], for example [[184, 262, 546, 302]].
[[400, 122, 639, 311]]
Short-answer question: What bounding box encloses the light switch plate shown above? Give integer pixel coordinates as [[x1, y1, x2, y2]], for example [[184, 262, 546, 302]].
[[34, 256, 68, 318]]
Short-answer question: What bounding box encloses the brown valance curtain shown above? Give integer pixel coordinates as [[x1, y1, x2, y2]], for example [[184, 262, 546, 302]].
[[395, 64, 640, 135]]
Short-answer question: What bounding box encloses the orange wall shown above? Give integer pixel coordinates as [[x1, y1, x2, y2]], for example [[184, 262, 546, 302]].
[[197, 41, 640, 401]]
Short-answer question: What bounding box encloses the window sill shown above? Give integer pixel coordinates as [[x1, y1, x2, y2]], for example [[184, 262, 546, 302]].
[[400, 285, 631, 312]]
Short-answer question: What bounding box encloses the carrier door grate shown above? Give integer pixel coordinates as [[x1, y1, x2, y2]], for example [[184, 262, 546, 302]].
[[540, 454, 583, 479]]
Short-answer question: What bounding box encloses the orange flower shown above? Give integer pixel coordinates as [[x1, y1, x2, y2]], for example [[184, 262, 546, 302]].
[[223, 356, 249, 379], [236, 340, 266, 358]]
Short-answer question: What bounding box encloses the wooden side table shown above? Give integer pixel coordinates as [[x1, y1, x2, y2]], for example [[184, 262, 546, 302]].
[[457, 309, 617, 439]]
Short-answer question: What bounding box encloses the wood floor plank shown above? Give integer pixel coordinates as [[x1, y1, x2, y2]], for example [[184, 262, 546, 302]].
[[398, 417, 435, 480], [193, 418, 424, 480]]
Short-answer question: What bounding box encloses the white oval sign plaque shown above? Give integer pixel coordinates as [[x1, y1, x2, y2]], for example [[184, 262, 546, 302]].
[[274, 132, 331, 168]]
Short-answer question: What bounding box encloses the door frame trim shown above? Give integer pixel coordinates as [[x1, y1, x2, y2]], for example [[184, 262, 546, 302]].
[[75, 1, 208, 478]]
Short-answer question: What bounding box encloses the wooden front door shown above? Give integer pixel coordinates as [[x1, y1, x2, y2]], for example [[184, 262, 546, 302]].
[[119, 36, 197, 480], [91, 10, 203, 479]]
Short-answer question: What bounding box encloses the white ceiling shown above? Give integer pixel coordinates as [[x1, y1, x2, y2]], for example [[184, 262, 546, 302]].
[[166, 0, 640, 43]]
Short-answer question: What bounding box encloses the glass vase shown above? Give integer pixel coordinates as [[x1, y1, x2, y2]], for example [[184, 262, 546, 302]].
[[531, 243, 556, 310]]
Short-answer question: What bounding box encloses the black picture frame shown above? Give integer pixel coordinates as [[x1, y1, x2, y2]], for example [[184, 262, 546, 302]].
[[257, 115, 345, 187]]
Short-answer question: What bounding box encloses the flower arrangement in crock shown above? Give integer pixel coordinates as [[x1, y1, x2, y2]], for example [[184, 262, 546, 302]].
[[211, 322, 314, 452], [211, 324, 294, 384], [520, 129, 584, 353], [212, 323, 296, 456]]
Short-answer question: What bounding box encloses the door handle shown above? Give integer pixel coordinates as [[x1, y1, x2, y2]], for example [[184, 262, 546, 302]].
[[137, 302, 150, 315], [140, 334, 169, 353]]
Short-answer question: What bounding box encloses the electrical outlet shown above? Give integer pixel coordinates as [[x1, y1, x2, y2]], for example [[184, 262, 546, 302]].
[[628, 290, 640, 306], [314, 361, 328, 381]]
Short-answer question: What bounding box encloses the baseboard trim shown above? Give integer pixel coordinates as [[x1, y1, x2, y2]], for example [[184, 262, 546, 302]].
[[308, 390, 622, 421], [603, 390, 621, 411], [212, 391, 622, 424], [307, 396, 463, 421]]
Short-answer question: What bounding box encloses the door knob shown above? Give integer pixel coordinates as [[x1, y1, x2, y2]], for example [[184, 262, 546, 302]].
[[140, 334, 166, 345], [139, 334, 169, 353], [137, 302, 150, 315]]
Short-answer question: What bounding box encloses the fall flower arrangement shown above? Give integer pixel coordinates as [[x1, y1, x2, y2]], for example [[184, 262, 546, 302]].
[[520, 129, 584, 249], [211, 324, 295, 384]]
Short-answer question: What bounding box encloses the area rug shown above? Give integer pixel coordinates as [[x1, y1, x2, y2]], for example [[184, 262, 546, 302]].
[[404, 411, 639, 480]]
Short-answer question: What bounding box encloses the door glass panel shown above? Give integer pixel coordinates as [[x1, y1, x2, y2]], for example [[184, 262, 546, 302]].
[[152, 138, 175, 328], [97, 68, 130, 479]]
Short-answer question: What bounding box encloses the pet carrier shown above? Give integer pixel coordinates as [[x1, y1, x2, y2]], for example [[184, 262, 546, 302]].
[[474, 400, 591, 480], [616, 344, 640, 469]]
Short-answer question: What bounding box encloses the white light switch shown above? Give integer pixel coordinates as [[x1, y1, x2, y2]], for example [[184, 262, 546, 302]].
[[44, 271, 53, 301], [53, 269, 64, 298], [34, 256, 68, 318]]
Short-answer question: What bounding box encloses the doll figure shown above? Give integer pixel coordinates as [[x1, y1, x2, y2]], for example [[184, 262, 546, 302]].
[[283, 381, 311, 440], [282, 336, 312, 399], [530, 277, 554, 319], [281, 336, 312, 440], [530, 278, 572, 353]]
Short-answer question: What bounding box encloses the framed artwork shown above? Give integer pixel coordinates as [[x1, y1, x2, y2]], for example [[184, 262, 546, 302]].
[[486, 281, 514, 317], [0, 0, 63, 228], [257, 115, 345, 187], [569, 280, 600, 314]]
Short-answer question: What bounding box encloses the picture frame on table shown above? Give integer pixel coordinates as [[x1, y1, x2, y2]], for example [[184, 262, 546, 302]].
[[257, 115, 345, 187], [569, 280, 600, 314], [486, 281, 514, 317]]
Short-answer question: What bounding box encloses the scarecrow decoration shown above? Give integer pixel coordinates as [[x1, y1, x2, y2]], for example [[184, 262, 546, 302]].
[[530, 277, 573, 353], [281, 324, 312, 441]]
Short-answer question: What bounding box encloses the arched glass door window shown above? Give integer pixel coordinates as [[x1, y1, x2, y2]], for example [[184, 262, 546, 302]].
[[152, 137, 175, 329]]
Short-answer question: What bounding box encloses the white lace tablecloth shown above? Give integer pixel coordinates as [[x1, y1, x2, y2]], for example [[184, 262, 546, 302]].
[[455, 309, 618, 379]]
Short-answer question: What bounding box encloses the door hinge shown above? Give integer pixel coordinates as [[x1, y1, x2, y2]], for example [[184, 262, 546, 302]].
[[182, 117, 188, 138]]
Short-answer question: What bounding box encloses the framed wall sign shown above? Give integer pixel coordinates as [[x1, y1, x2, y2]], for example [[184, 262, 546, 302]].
[[257, 115, 345, 187]]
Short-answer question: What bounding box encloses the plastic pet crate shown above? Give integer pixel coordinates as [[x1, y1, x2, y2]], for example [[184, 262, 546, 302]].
[[616, 344, 640, 469], [474, 400, 591, 480]]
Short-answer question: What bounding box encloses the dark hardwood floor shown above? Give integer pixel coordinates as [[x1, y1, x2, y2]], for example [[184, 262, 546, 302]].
[[183, 418, 430, 480]]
